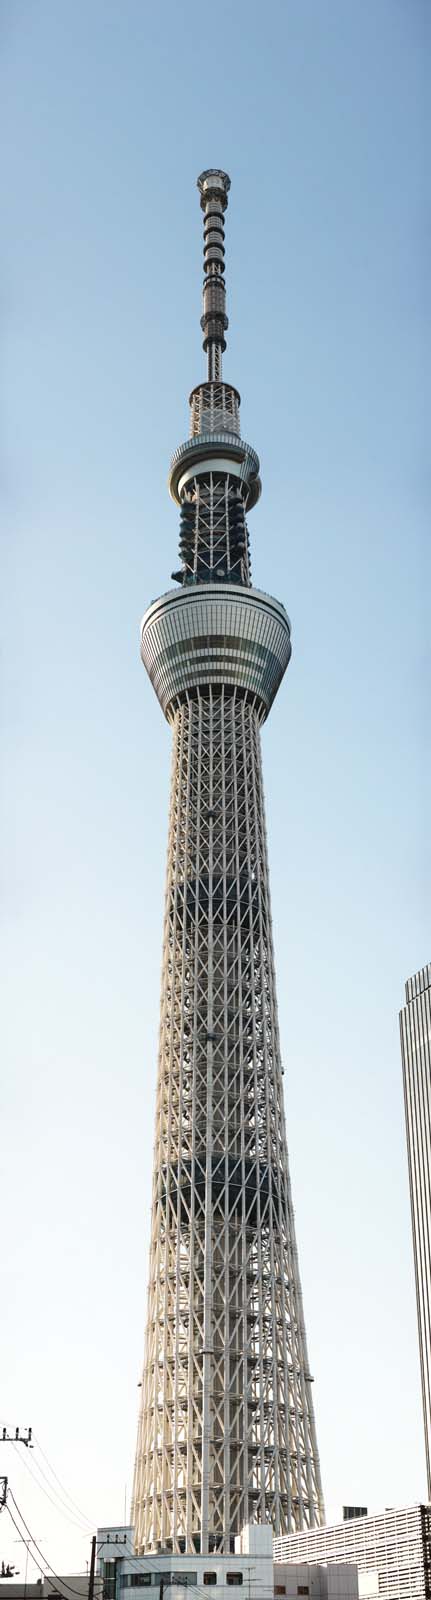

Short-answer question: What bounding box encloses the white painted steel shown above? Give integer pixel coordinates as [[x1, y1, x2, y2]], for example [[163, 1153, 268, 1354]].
[[132, 688, 324, 1553], [132, 168, 324, 1558]]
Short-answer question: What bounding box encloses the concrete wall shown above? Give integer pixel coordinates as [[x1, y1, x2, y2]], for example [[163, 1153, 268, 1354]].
[[0, 1579, 103, 1600], [274, 1563, 358, 1600], [97, 1524, 273, 1600]]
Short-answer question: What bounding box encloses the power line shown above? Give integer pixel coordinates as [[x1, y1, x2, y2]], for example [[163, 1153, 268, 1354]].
[[1, 1423, 94, 1531], [24, 1445, 92, 1531], [11, 1445, 91, 1535], [1, 1428, 32, 1449], [6, 1493, 94, 1599], [5, 1502, 75, 1593], [8, 1483, 273, 1600], [98, 1534, 273, 1600], [32, 1438, 94, 1531]]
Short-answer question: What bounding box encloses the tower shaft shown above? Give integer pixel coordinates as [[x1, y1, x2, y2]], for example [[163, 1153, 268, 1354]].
[[133, 689, 323, 1552], [133, 170, 324, 1555]]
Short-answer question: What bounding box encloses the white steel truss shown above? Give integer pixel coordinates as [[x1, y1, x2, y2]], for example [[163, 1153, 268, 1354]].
[[133, 168, 324, 1557], [133, 690, 324, 1553]]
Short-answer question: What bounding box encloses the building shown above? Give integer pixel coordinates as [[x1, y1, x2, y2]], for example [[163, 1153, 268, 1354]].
[[132, 169, 324, 1557], [97, 1523, 274, 1600], [273, 1505, 431, 1600], [0, 1580, 103, 1600], [96, 1526, 358, 1600], [400, 963, 431, 1500], [274, 1564, 357, 1600]]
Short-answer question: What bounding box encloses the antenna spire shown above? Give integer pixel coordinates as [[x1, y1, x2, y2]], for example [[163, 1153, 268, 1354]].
[[197, 169, 230, 382]]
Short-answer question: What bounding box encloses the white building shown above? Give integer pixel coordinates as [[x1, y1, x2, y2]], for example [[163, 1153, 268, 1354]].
[[97, 1524, 274, 1600], [274, 1561, 358, 1600], [96, 1525, 358, 1600], [273, 1504, 431, 1600]]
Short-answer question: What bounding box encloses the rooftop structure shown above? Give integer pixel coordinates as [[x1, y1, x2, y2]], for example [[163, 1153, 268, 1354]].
[[0, 1580, 103, 1600], [273, 1505, 431, 1600]]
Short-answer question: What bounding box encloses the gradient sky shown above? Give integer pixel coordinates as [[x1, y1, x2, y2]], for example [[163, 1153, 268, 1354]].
[[2, 0, 429, 1582]]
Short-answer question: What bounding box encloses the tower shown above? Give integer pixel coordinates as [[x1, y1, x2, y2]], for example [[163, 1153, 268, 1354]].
[[400, 961, 431, 1499], [133, 170, 324, 1557]]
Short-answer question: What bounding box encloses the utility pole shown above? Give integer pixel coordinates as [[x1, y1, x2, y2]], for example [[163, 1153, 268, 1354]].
[[88, 1536, 96, 1600], [12, 1536, 45, 1600], [17, 1538, 30, 1600]]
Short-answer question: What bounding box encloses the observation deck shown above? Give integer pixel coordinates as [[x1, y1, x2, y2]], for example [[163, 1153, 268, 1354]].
[[168, 433, 261, 509], [140, 583, 291, 722]]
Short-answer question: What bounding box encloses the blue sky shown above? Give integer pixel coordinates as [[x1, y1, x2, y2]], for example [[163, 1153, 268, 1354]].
[[2, 0, 429, 1578]]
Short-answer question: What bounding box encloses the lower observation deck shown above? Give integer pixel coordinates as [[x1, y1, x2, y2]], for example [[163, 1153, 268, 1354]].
[[140, 583, 291, 721]]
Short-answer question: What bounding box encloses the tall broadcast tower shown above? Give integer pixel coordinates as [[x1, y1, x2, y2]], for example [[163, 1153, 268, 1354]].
[[133, 170, 324, 1558]]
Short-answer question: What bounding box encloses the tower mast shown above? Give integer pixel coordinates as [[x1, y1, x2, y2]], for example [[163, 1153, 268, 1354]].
[[198, 168, 230, 382], [133, 170, 324, 1557]]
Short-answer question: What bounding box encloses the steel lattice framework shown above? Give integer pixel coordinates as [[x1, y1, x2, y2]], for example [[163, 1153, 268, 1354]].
[[132, 170, 324, 1557]]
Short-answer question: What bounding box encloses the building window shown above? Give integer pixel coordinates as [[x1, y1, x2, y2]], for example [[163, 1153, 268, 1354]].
[[226, 1578, 243, 1588], [275, 1588, 286, 1595], [121, 1578, 154, 1590], [203, 1578, 217, 1587], [298, 1589, 309, 1596]]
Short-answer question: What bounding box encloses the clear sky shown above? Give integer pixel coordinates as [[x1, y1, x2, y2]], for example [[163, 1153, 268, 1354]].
[[2, 0, 429, 1581]]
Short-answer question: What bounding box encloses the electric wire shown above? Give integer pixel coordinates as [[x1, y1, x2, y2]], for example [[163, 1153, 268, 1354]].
[[30, 1453, 92, 1532], [8, 1483, 273, 1600], [30, 1455, 92, 1532], [0, 1419, 93, 1532], [32, 1437, 95, 1530], [6, 1492, 94, 1598], [100, 1533, 272, 1600], [11, 1443, 91, 1535], [5, 1501, 84, 1595]]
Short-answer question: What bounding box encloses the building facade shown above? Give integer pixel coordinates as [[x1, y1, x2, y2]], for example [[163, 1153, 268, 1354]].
[[0, 1581, 103, 1600], [132, 170, 324, 1556], [274, 1562, 358, 1600], [400, 963, 431, 1500], [96, 1526, 358, 1600], [97, 1524, 274, 1600], [273, 1505, 431, 1600]]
